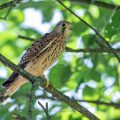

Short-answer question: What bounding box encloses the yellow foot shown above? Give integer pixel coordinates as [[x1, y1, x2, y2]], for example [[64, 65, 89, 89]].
[[40, 75, 53, 89], [45, 80, 53, 89]]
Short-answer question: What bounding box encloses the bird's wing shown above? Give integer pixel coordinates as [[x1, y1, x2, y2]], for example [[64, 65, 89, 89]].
[[2, 33, 54, 87], [19, 34, 51, 66]]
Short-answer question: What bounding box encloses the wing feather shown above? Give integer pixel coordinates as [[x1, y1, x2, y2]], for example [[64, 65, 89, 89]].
[[2, 33, 54, 87]]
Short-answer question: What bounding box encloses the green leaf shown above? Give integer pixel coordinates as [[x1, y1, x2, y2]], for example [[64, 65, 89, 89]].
[[83, 85, 95, 96], [49, 63, 71, 88]]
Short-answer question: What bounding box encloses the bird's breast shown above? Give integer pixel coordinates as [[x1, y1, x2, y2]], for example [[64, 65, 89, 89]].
[[24, 40, 65, 77]]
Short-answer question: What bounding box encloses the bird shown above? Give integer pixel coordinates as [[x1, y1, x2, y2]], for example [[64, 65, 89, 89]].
[[0, 21, 72, 102]]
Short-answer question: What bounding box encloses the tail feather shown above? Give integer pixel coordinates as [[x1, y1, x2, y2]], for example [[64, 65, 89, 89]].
[[0, 92, 10, 103], [0, 77, 28, 103], [2, 72, 19, 87]]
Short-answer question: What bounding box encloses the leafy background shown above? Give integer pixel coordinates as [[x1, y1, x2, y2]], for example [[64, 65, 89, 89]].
[[0, 0, 120, 120]]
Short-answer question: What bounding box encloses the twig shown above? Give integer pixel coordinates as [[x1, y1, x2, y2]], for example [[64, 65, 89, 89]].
[[66, 47, 120, 53], [0, 0, 23, 10], [0, 54, 100, 120], [0, 6, 13, 20], [18, 35, 36, 41], [36, 95, 120, 109], [18, 35, 120, 53], [18, 35, 120, 54], [76, 99, 120, 108], [56, 0, 120, 63], [38, 101, 51, 120], [0, 0, 25, 20], [70, 0, 120, 10]]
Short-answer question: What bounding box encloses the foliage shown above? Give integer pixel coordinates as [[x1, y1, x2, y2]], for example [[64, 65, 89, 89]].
[[0, 0, 120, 119]]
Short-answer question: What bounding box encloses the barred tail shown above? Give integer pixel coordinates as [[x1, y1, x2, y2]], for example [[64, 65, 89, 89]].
[[0, 92, 9, 103], [0, 77, 28, 103]]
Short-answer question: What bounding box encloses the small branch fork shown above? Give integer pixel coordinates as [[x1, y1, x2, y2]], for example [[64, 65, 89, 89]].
[[0, 54, 100, 120], [56, 0, 120, 63], [38, 101, 51, 120]]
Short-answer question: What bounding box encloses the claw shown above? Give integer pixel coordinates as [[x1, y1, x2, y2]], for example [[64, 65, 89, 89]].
[[45, 80, 49, 88], [45, 81, 53, 89], [40, 75, 53, 89]]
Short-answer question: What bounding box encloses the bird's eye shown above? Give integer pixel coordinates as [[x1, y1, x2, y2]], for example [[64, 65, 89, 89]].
[[61, 23, 66, 27]]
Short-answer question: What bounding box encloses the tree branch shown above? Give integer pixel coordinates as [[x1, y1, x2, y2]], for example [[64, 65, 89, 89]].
[[0, 6, 12, 20], [38, 101, 51, 120], [70, 0, 120, 10], [57, 0, 120, 63], [76, 99, 120, 108], [28, 82, 38, 120], [18, 35, 120, 54], [0, 54, 99, 120], [66, 47, 120, 53], [18, 35, 36, 42], [0, 0, 23, 10], [36, 95, 120, 109]]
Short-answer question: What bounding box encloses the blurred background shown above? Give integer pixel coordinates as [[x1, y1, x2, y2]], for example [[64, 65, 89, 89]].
[[0, 0, 120, 119]]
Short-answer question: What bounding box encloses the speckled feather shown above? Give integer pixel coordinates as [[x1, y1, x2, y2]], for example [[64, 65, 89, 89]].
[[0, 21, 72, 102], [2, 33, 64, 87]]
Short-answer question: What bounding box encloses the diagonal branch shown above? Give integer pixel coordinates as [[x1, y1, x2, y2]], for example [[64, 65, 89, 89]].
[[70, 0, 120, 10], [0, 54, 100, 120], [56, 0, 120, 63]]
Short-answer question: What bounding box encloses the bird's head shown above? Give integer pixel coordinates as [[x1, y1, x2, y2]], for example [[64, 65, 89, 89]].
[[53, 21, 72, 37]]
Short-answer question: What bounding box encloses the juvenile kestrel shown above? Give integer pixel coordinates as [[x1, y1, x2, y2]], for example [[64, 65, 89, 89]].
[[0, 21, 72, 102]]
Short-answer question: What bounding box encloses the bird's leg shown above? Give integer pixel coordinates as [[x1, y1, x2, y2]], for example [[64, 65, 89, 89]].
[[39, 75, 53, 89]]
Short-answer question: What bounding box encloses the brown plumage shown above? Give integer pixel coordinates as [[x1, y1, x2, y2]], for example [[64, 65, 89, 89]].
[[0, 21, 72, 102]]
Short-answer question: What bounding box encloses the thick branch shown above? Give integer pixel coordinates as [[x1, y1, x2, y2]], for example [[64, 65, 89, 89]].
[[0, 54, 99, 120], [70, 0, 120, 10], [57, 0, 120, 63]]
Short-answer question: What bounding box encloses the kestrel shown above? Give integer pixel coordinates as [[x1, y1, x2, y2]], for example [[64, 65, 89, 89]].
[[0, 21, 72, 102]]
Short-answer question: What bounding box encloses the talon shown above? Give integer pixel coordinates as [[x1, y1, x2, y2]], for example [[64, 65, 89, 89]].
[[45, 81, 53, 89], [45, 80, 49, 88]]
